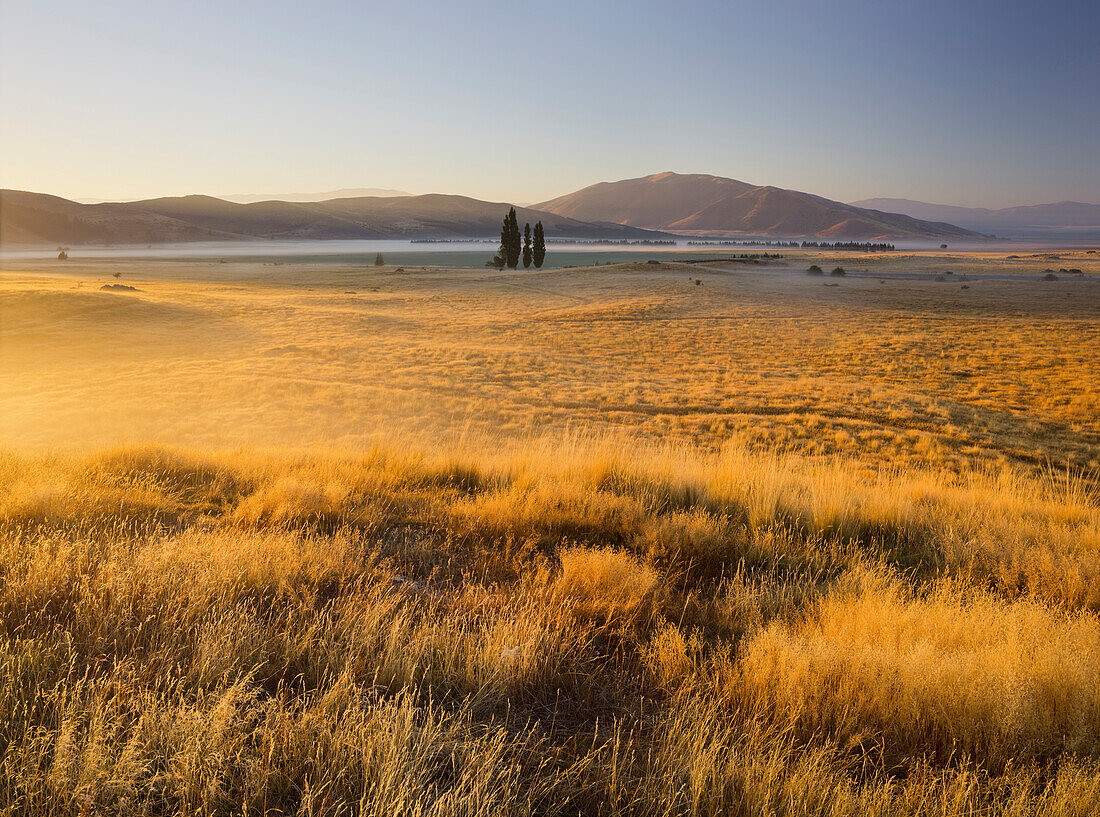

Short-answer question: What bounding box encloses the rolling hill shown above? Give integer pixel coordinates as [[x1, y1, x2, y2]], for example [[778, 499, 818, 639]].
[[536, 172, 983, 240], [0, 190, 667, 247], [220, 187, 410, 204], [850, 198, 1100, 234]]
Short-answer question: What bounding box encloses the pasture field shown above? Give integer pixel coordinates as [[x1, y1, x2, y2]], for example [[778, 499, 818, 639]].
[[3, 250, 1099, 469], [1, 250, 1100, 814]]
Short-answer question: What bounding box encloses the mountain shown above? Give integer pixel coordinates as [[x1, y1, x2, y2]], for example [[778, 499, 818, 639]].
[[536, 172, 983, 240], [219, 187, 410, 204], [849, 198, 1100, 233], [0, 190, 667, 246], [0, 190, 237, 246]]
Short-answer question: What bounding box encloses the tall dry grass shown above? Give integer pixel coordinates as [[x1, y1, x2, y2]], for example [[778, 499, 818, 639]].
[[1, 437, 1099, 813]]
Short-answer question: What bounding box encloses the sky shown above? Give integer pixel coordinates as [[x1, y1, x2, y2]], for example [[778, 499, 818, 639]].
[[1, 0, 1097, 207]]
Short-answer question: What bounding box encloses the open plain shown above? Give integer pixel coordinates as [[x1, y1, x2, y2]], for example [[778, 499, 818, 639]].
[[2, 250, 1100, 814], [4, 251, 1099, 468]]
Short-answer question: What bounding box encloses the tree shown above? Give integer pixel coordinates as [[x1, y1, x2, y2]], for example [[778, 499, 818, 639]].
[[497, 217, 509, 269], [374, 252, 385, 266], [532, 221, 546, 268], [505, 208, 521, 268], [522, 223, 532, 268], [495, 207, 522, 269]]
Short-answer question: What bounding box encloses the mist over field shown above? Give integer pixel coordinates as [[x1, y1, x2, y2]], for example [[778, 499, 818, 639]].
[[5, 252, 1098, 459], [3, 0, 1099, 811], [3, 246, 1100, 814]]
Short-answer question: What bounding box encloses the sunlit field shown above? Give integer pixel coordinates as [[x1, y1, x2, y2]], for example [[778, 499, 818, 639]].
[[2, 251, 1100, 814], [4, 251, 1098, 469]]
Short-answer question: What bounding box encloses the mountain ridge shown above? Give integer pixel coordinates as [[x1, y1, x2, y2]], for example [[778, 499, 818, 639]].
[[536, 173, 984, 240], [0, 190, 669, 247], [849, 198, 1100, 233], [219, 187, 411, 204]]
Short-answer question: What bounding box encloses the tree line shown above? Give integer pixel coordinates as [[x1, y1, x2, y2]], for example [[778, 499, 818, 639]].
[[800, 241, 895, 251], [489, 208, 545, 269], [687, 240, 802, 248]]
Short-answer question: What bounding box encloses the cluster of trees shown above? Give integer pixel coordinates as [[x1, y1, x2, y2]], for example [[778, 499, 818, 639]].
[[800, 241, 895, 251], [574, 239, 676, 246], [687, 240, 801, 248], [685, 240, 897, 251], [489, 208, 545, 269]]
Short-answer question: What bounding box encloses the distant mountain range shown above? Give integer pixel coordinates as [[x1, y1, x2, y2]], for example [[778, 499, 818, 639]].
[[536, 172, 984, 240], [849, 198, 1100, 234], [0, 190, 666, 246], [219, 187, 411, 204], [20, 173, 1090, 247]]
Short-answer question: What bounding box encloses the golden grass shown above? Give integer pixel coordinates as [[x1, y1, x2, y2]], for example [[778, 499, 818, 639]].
[[740, 567, 1100, 770], [2, 254, 1100, 812], [556, 546, 660, 626], [2, 253, 1098, 472], [0, 438, 1098, 813]]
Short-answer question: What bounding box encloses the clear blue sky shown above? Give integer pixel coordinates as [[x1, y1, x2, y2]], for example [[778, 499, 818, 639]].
[[1, 0, 1097, 206]]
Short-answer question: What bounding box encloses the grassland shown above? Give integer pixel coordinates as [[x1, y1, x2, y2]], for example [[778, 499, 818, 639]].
[[4, 251, 1098, 470], [1, 250, 1099, 814]]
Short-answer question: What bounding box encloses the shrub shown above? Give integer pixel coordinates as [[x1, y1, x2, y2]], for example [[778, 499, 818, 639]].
[[738, 567, 1100, 770], [555, 546, 659, 626], [806, 265, 823, 275]]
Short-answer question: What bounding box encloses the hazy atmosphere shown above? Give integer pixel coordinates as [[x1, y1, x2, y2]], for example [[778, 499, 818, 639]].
[[2, 1, 1099, 815]]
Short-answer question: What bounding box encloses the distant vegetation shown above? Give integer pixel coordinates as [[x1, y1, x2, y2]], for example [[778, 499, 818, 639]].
[[687, 240, 895, 252], [687, 239, 802, 247], [410, 238, 495, 244], [801, 241, 895, 251], [807, 264, 823, 274], [562, 239, 677, 246]]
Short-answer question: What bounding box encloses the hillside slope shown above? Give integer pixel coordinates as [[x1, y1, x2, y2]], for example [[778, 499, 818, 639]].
[[851, 197, 1100, 232], [221, 187, 410, 204], [537, 172, 982, 239], [0, 190, 239, 246], [1, 190, 667, 246]]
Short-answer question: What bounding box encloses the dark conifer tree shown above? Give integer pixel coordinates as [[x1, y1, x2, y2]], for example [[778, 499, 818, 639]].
[[498, 216, 509, 268], [504, 207, 521, 268], [491, 208, 524, 269], [532, 221, 546, 268], [522, 222, 532, 268]]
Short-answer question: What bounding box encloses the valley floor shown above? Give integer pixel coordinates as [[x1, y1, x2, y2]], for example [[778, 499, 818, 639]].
[[1, 250, 1099, 814], [3, 250, 1098, 470]]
